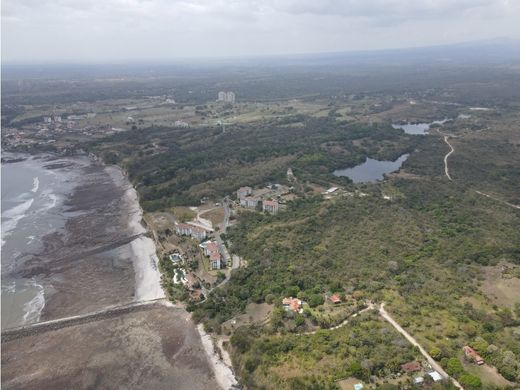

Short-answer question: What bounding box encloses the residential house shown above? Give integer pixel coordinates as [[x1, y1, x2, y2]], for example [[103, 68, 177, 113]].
[[203, 241, 222, 270], [240, 196, 259, 209], [463, 346, 484, 365], [204, 242, 219, 257], [237, 186, 252, 199], [175, 223, 208, 241], [210, 251, 221, 270], [329, 294, 341, 304], [262, 200, 279, 214], [282, 297, 302, 313], [413, 377, 424, 385], [428, 371, 442, 382], [191, 226, 207, 241], [176, 223, 193, 236], [401, 361, 421, 373]]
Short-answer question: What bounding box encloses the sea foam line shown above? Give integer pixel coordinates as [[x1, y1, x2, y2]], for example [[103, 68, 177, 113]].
[[1, 198, 35, 247], [22, 280, 46, 324], [31, 177, 40, 193]]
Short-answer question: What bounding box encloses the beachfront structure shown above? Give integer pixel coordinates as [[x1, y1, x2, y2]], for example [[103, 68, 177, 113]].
[[282, 297, 302, 313], [262, 200, 279, 214], [175, 223, 208, 241], [240, 196, 259, 209], [236, 186, 252, 199]]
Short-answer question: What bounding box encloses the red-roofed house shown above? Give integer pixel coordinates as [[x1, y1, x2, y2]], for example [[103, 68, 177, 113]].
[[329, 294, 341, 304], [209, 251, 221, 270], [203, 241, 221, 269], [401, 361, 422, 373], [282, 297, 302, 313], [463, 346, 484, 365]]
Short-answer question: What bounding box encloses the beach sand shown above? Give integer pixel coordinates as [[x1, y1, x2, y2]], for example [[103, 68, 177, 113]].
[[2, 157, 236, 389], [1, 304, 220, 390]]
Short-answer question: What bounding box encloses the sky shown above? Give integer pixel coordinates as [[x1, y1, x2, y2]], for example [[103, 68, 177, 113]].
[[2, 0, 520, 63]]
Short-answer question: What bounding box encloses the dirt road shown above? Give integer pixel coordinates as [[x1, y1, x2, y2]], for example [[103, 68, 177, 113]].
[[297, 302, 375, 336], [443, 135, 454, 181], [379, 303, 463, 389], [474, 190, 520, 210]]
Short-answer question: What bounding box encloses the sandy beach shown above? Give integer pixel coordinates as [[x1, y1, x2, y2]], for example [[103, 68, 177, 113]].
[[2, 156, 230, 389], [198, 324, 239, 389]]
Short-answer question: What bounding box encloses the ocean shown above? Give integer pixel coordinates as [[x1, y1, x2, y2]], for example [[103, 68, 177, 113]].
[[1, 153, 163, 329], [1, 154, 80, 328]]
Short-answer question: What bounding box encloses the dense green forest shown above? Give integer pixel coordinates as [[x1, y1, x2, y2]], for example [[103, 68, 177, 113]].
[[88, 116, 419, 210]]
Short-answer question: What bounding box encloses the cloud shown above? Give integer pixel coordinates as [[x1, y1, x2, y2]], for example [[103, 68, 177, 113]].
[[1, 0, 519, 62]]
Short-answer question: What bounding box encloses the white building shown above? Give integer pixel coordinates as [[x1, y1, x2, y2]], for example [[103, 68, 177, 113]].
[[175, 223, 207, 241], [202, 241, 222, 269], [217, 91, 236, 103], [262, 200, 279, 214], [226, 91, 235, 103], [428, 371, 443, 382], [237, 186, 252, 199], [240, 196, 259, 209]]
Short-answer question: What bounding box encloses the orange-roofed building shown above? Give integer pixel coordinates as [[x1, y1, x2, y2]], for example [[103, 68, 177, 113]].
[[329, 294, 341, 304], [401, 361, 422, 373], [282, 297, 302, 313], [463, 346, 484, 365]]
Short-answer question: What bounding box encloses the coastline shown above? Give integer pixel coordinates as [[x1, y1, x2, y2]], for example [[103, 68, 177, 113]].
[[2, 153, 239, 389], [108, 162, 239, 389], [197, 324, 239, 389], [117, 167, 165, 301]]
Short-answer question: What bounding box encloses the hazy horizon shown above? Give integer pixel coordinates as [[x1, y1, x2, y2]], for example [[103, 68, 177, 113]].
[[2, 0, 520, 63]]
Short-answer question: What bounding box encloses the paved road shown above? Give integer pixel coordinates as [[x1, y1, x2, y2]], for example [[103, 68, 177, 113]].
[[379, 303, 463, 389]]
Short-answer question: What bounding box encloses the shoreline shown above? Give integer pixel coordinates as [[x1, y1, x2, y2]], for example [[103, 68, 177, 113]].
[[109, 162, 240, 389], [117, 167, 165, 301], [197, 324, 239, 389]]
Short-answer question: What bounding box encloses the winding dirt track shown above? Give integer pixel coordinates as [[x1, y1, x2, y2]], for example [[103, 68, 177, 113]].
[[443, 135, 454, 181], [441, 134, 519, 210]]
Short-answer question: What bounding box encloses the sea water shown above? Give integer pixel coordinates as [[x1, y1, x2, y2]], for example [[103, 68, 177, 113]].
[[1, 154, 77, 328]]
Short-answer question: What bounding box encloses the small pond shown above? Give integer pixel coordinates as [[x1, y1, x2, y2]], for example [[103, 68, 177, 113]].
[[333, 154, 409, 183], [392, 119, 448, 135]]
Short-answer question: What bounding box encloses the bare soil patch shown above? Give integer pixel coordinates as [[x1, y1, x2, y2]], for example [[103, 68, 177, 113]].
[[480, 263, 520, 310]]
